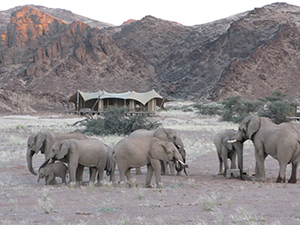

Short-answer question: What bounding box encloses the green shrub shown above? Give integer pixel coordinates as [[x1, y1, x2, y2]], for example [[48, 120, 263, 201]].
[[258, 90, 287, 103], [82, 107, 161, 136], [219, 91, 297, 124], [258, 101, 296, 124], [220, 96, 264, 123]]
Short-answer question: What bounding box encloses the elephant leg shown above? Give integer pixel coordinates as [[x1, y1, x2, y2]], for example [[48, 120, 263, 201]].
[[135, 167, 143, 175], [46, 174, 55, 185], [118, 165, 127, 183], [222, 146, 229, 177], [168, 161, 175, 176], [89, 167, 98, 183], [254, 147, 267, 181], [49, 178, 57, 185], [61, 174, 66, 184], [97, 168, 104, 183], [160, 161, 166, 175], [230, 151, 237, 169], [235, 141, 244, 180], [151, 159, 162, 187], [276, 161, 287, 183], [217, 153, 223, 175], [76, 164, 84, 183], [125, 169, 133, 185], [288, 162, 298, 183], [110, 163, 116, 183], [69, 161, 79, 183], [145, 164, 154, 187]]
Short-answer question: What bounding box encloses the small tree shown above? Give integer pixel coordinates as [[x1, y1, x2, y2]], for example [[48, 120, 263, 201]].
[[258, 101, 296, 124], [82, 107, 161, 136], [220, 96, 264, 123]]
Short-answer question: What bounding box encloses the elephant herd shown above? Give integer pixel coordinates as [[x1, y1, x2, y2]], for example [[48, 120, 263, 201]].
[[216, 114, 300, 183], [27, 114, 300, 187], [27, 128, 187, 187]]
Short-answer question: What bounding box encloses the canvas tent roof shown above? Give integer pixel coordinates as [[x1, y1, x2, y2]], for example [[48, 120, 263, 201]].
[[69, 89, 166, 106]]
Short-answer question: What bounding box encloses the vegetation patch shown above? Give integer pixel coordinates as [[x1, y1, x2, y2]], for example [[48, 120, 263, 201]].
[[82, 107, 161, 136]]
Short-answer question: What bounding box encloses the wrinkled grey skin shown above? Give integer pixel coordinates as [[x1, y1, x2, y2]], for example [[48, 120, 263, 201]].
[[112, 137, 185, 187], [38, 162, 68, 185], [129, 128, 187, 175], [214, 129, 241, 177], [231, 114, 300, 183], [39, 138, 112, 184]]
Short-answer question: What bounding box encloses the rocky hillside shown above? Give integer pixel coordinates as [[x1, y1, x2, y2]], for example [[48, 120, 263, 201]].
[[108, 3, 300, 101], [0, 6, 156, 112], [1, 3, 300, 113]]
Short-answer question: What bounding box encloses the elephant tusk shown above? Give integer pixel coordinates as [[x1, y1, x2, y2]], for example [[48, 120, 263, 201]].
[[178, 159, 187, 167], [48, 158, 53, 163], [227, 139, 238, 143]]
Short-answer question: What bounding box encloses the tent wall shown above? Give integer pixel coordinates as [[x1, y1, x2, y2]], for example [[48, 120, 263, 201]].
[[69, 90, 165, 115]]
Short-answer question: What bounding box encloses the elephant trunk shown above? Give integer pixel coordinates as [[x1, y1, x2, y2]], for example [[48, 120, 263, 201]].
[[175, 161, 183, 172], [39, 158, 52, 171], [26, 150, 37, 176]]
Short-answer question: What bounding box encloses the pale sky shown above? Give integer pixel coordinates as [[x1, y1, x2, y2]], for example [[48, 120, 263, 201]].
[[1, 1, 300, 26]]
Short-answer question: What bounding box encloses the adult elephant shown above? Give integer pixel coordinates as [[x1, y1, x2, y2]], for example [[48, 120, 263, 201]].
[[112, 137, 186, 187], [229, 114, 300, 183], [214, 129, 244, 178], [129, 128, 187, 175], [39, 138, 112, 184], [26, 131, 88, 176]]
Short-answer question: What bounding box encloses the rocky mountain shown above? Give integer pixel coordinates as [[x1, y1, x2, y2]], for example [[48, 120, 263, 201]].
[[108, 3, 300, 101], [0, 6, 155, 112], [0, 3, 300, 113]]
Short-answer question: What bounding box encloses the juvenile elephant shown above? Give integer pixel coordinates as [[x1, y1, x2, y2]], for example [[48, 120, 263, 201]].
[[39, 138, 112, 184], [214, 129, 241, 177], [229, 114, 300, 183], [112, 137, 186, 187], [129, 128, 187, 175], [37, 162, 67, 185], [26, 131, 87, 176]]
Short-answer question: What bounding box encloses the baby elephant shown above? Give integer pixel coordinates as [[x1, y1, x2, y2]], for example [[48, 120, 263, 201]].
[[213, 129, 238, 176], [38, 162, 68, 185]]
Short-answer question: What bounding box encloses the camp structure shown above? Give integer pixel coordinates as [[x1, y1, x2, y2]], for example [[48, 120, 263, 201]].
[[68, 89, 168, 115]]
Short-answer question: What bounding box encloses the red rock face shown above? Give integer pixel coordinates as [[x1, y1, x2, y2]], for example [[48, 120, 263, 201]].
[[0, 6, 156, 113], [2, 6, 67, 48], [123, 19, 136, 25]]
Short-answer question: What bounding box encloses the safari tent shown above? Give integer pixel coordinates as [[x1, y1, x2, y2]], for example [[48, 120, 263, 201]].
[[68, 89, 168, 115]]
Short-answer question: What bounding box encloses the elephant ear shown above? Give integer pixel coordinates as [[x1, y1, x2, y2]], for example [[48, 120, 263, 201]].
[[222, 135, 234, 151], [35, 132, 46, 154], [247, 115, 260, 140], [149, 141, 169, 162], [57, 141, 69, 159], [154, 128, 168, 141]]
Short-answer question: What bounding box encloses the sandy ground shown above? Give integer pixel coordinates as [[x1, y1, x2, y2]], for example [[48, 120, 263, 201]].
[[0, 110, 300, 225]]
